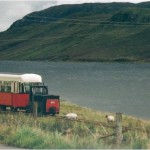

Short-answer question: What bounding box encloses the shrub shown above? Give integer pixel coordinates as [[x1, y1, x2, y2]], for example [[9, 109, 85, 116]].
[[6, 127, 73, 149], [132, 138, 148, 149]]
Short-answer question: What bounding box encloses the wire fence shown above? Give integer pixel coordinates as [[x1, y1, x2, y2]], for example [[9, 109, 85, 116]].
[[55, 113, 150, 142]]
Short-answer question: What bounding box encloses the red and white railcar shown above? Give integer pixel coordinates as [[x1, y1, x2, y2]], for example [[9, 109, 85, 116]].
[[0, 73, 60, 115]]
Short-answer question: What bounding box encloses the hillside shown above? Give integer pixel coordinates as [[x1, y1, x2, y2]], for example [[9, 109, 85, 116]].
[[0, 2, 150, 62], [0, 100, 150, 149]]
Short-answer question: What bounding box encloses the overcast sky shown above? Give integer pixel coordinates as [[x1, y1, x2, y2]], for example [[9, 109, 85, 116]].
[[0, 0, 149, 32]]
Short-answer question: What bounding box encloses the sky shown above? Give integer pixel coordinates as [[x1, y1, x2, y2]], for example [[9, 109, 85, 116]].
[[0, 0, 149, 32]]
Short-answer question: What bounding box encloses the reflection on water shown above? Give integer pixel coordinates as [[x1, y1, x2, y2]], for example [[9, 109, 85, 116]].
[[0, 61, 150, 119]]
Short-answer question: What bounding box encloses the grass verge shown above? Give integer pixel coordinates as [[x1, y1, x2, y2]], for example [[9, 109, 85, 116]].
[[0, 100, 149, 149]]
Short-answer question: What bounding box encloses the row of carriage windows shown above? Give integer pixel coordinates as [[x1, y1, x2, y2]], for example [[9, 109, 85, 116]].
[[0, 81, 40, 93]]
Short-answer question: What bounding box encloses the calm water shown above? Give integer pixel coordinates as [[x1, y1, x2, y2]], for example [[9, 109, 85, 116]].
[[0, 61, 150, 119]]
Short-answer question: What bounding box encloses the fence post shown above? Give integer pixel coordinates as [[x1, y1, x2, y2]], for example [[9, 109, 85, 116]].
[[115, 112, 123, 147], [33, 101, 38, 118]]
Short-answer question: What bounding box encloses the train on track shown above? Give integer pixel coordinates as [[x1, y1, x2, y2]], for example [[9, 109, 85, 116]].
[[0, 73, 60, 116]]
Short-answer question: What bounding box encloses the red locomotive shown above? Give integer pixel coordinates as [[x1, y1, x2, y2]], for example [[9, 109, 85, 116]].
[[0, 73, 60, 115]]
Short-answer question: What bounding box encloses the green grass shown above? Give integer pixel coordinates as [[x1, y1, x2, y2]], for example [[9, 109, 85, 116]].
[[0, 100, 150, 149]]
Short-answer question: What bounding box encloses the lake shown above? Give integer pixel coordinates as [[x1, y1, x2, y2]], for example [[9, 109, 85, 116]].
[[0, 61, 150, 119]]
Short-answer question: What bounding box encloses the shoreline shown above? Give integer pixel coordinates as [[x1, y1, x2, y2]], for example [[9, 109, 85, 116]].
[[0, 59, 150, 63]]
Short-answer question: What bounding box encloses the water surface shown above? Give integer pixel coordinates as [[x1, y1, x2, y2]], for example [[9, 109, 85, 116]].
[[0, 61, 150, 119]]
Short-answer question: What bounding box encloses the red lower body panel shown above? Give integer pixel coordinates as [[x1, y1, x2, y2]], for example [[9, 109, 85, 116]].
[[46, 99, 60, 113], [0, 92, 29, 108], [12, 94, 29, 108], [0, 92, 12, 106]]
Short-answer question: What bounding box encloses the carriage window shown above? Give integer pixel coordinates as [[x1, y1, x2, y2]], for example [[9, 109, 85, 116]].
[[0, 81, 2, 92], [19, 83, 24, 93], [0, 81, 11, 92], [5, 82, 11, 92], [24, 83, 30, 93]]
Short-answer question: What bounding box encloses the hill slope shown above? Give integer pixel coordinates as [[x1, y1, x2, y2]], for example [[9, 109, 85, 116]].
[[0, 2, 150, 62]]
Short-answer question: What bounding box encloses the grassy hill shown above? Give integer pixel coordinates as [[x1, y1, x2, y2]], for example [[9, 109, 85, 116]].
[[0, 100, 150, 149], [0, 2, 150, 62]]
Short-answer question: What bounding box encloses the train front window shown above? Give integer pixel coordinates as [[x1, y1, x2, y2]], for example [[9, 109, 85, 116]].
[[24, 83, 41, 93], [31, 86, 47, 95]]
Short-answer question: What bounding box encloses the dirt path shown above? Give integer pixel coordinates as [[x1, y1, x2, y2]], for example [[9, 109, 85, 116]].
[[0, 144, 28, 149]]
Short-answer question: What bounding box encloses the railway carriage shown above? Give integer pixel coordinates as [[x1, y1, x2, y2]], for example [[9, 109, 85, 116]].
[[0, 73, 60, 115]]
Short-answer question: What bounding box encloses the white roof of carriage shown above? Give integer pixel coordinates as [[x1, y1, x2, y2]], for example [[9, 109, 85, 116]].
[[0, 73, 42, 83]]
